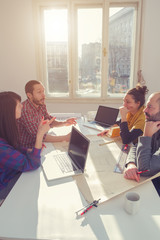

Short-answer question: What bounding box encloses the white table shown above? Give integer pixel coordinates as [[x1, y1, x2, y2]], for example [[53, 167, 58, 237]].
[[0, 165, 159, 240], [0, 118, 160, 239]]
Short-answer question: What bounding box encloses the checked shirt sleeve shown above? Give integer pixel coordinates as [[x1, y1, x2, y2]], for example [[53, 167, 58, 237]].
[[17, 100, 52, 148], [0, 142, 41, 172]]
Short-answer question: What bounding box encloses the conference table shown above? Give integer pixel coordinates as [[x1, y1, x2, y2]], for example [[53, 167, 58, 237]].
[[0, 116, 160, 240]]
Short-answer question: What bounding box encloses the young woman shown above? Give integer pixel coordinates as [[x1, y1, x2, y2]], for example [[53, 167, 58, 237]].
[[98, 85, 148, 144], [0, 91, 55, 203]]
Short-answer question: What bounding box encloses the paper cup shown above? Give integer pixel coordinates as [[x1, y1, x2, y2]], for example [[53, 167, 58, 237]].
[[124, 192, 140, 215]]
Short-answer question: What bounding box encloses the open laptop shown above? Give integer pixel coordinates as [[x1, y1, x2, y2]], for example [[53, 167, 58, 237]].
[[83, 105, 119, 131], [42, 126, 90, 181]]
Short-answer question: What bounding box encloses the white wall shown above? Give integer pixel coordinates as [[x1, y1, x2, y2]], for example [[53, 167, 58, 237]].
[[141, 0, 160, 96], [0, 0, 37, 97], [0, 0, 160, 114]]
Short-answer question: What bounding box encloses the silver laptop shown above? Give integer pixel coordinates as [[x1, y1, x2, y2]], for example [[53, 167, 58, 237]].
[[83, 105, 119, 131], [42, 126, 90, 181]]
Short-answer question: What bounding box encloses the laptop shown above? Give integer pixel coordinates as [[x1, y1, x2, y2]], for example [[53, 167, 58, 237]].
[[83, 105, 119, 131], [42, 126, 90, 181]]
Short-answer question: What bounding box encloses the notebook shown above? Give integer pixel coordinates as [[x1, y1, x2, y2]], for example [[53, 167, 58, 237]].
[[42, 126, 90, 181], [83, 105, 119, 131]]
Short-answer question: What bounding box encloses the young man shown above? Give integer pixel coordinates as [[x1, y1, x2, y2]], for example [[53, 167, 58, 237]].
[[124, 92, 160, 182], [17, 80, 77, 148]]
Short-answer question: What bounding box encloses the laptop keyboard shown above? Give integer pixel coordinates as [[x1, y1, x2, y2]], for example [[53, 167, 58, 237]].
[[54, 154, 76, 173]]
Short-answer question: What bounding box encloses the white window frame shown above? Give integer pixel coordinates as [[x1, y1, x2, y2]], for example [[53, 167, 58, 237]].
[[32, 0, 143, 104]]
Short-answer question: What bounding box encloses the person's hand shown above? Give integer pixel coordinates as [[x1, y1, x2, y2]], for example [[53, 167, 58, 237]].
[[65, 118, 77, 126], [37, 117, 56, 136], [97, 129, 110, 136], [119, 106, 129, 122], [124, 163, 140, 182], [143, 120, 160, 137]]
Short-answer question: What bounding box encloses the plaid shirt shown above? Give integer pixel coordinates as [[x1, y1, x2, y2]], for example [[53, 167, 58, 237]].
[[17, 99, 52, 148], [0, 137, 41, 190]]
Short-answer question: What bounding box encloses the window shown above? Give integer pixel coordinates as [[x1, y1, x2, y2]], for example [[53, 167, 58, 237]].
[[77, 8, 102, 98], [33, 0, 142, 102]]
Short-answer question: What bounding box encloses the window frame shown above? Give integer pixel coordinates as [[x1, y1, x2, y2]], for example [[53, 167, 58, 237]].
[[33, 0, 143, 104]]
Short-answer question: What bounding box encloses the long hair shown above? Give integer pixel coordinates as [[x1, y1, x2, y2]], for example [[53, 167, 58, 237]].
[[0, 91, 21, 148]]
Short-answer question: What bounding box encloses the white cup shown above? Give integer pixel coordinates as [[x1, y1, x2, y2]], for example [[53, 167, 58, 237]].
[[124, 192, 140, 215]]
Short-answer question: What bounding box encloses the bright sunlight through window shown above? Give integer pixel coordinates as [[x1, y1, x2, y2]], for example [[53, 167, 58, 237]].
[[33, 0, 142, 102]]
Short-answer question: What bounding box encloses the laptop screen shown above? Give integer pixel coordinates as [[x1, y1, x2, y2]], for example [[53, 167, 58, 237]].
[[68, 127, 90, 171], [95, 105, 119, 126]]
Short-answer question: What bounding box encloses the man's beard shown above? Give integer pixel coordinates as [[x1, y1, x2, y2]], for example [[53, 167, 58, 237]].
[[145, 111, 160, 122], [32, 98, 45, 106]]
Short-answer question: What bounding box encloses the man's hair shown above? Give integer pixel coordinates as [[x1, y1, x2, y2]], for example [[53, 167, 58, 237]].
[[25, 80, 42, 94], [0, 91, 21, 148]]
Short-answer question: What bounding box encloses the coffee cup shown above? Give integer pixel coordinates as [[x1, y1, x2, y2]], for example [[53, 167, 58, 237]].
[[124, 192, 140, 215]]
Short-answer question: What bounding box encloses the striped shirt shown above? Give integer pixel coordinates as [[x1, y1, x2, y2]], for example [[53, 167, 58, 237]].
[[0, 137, 41, 190], [17, 99, 52, 148]]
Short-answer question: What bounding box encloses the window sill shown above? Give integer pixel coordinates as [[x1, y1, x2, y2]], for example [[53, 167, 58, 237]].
[[45, 95, 124, 104]]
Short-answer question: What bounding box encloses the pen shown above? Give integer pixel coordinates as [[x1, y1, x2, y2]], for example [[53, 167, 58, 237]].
[[81, 205, 93, 215], [42, 143, 46, 150], [123, 144, 128, 151], [99, 138, 120, 146], [99, 140, 115, 146], [137, 170, 150, 174], [76, 199, 101, 216]]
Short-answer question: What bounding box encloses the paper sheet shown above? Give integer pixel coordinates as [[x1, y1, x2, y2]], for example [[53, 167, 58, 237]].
[[53, 135, 160, 204], [51, 112, 82, 120]]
